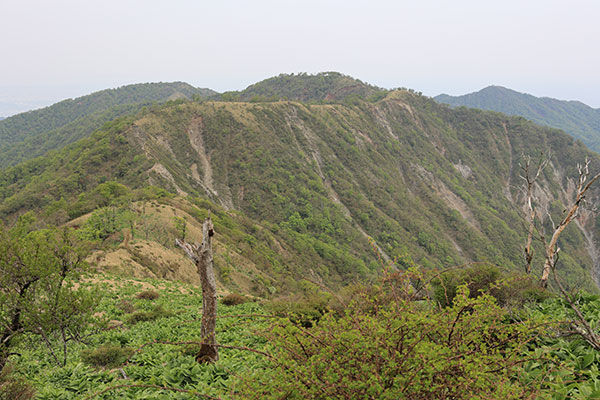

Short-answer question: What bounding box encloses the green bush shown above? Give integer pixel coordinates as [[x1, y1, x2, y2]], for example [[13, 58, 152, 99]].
[[221, 293, 249, 306], [126, 305, 172, 325], [117, 299, 135, 314], [135, 290, 160, 300], [266, 293, 331, 328], [0, 364, 35, 400], [239, 283, 552, 399], [81, 344, 135, 368], [432, 264, 551, 307]]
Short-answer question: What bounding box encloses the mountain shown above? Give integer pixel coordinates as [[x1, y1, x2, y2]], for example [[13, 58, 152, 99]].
[[0, 82, 216, 167], [223, 72, 387, 103], [2, 77, 600, 294], [435, 86, 600, 152]]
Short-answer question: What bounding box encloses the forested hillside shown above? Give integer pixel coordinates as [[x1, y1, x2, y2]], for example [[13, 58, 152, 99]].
[[436, 86, 600, 152], [0, 82, 216, 167], [222, 72, 387, 103], [2, 82, 599, 292]]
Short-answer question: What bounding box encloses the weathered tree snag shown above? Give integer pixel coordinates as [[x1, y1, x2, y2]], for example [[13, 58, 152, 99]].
[[519, 154, 549, 274], [539, 159, 600, 288], [519, 155, 600, 348], [176, 217, 218, 363]]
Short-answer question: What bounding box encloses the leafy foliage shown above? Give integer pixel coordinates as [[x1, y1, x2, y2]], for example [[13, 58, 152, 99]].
[[126, 305, 173, 325], [240, 278, 551, 399], [1, 265, 600, 399], [432, 263, 551, 307], [0, 364, 35, 400], [7, 274, 271, 399], [0, 217, 98, 370], [81, 345, 135, 368]]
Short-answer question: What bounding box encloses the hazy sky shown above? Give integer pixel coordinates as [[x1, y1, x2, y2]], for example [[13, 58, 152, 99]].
[[1, 0, 599, 115]]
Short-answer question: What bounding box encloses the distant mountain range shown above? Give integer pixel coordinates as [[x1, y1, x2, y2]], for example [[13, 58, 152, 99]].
[[435, 86, 600, 152]]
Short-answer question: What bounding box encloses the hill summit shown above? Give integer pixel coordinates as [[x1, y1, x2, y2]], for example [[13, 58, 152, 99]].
[[435, 86, 600, 152], [228, 72, 387, 103]]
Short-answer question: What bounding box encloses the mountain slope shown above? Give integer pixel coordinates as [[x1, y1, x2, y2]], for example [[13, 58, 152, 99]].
[[2, 86, 600, 292], [435, 86, 600, 152], [0, 82, 216, 167]]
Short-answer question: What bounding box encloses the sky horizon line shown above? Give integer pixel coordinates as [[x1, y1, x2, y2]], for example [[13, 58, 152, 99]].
[[1, 74, 598, 118]]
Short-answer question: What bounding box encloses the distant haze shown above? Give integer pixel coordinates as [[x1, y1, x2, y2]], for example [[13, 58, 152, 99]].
[[2, 0, 599, 115]]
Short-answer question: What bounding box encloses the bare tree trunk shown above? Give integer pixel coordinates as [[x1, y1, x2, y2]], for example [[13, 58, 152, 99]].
[[176, 217, 218, 363], [519, 153, 549, 274], [539, 159, 600, 288], [540, 219, 570, 288]]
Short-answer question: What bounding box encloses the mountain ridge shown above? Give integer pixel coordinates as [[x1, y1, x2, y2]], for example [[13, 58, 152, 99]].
[[2, 84, 599, 293], [220, 72, 387, 103], [435, 86, 600, 152], [0, 82, 216, 167]]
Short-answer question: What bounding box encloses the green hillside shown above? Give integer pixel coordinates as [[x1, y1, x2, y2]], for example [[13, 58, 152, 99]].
[[2, 86, 599, 292], [0, 82, 216, 167], [222, 72, 387, 103], [435, 86, 600, 152], [4, 75, 600, 399]]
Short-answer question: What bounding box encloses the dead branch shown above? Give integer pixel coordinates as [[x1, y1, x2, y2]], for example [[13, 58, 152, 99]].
[[550, 255, 600, 350], [519, 152, 549, 274], [540, 158, 600, 288]]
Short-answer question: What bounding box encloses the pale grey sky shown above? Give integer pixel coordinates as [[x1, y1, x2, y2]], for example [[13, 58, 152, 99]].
[[1, 0, 599, 115]]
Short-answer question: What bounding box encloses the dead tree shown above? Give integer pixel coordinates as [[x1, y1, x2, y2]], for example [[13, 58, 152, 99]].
[[539, 159, 600, 288], [518, 155, 600, 348], [176, 217, 219, 363], [518, 153, 549, 274]]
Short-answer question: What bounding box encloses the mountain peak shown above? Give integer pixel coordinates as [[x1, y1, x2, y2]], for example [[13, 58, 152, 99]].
[[234, 72, 386, 103], [434, 86, 600, 152]]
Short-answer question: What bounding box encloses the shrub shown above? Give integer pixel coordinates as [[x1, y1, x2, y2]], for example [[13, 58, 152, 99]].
[[0, 364, 35, 400], [266, 293, 331, 328], [117, 299, 135, 314], [126, 305, 172, 325], [432, 264, 551, 307], [239, 283, 552, 399], [81, 345, 135, 368], [221, 293, 248, 306], [136, 290, 160, 300]]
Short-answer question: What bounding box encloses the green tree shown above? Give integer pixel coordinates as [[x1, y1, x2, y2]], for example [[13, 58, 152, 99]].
[[173, 216, 187, 241], [0, 215, 97, 371]]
